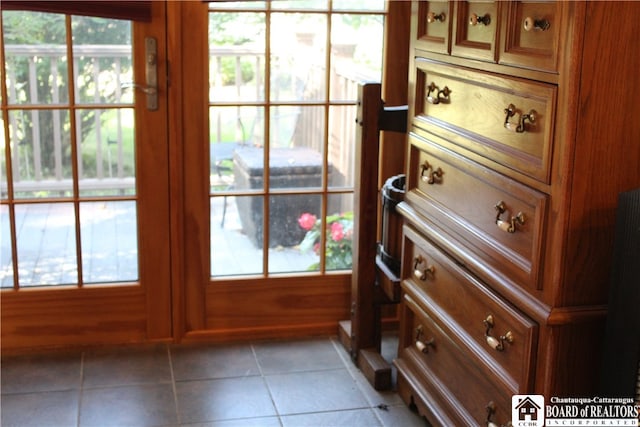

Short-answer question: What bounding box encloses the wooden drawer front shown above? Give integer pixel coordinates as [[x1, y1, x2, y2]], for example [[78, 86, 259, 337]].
[[499, 1, 562, 73], [402, 225, 538, 391], [451, 1, 498, 62], [400, 293, 514, 426], [413, 1, 452, 54], [407, 134, 547, 291], [414, 59, 556, 183]]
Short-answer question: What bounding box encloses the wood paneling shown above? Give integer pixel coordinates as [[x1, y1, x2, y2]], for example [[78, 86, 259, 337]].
[[203, 276, 350, 342], [1, 287, 147, 349]]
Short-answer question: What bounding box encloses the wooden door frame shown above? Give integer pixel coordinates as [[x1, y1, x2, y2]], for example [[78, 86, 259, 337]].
[[167, 0, 208, 338], [0, 2, 172, 349], [172, 1, 410, 343], [136, 1, 172, 341]]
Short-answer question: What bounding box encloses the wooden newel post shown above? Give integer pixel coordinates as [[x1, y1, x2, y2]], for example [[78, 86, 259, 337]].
[[350, 83, 384, 359], [340, 82, 408, 390]]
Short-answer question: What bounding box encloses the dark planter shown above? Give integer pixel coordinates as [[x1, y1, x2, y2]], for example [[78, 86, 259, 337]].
[[233, 147, 329, 248]]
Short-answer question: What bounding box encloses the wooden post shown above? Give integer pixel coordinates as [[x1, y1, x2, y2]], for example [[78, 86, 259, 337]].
[[350, 83, 384, 361], [338, 82, 408, 390]]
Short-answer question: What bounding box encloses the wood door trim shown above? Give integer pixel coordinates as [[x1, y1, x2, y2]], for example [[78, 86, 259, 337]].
[[178, 1, 209, 334], [135, 1, 172, 340]]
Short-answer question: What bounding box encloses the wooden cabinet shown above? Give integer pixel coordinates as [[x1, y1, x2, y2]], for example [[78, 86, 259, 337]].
[[413, 60, 557, 183], [414, 1, 452, 54], [451, 1, 498, 61], [395, 1, 640, 424]]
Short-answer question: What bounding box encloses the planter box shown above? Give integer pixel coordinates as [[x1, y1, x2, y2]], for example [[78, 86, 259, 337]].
[[233, 147, 329, 248]]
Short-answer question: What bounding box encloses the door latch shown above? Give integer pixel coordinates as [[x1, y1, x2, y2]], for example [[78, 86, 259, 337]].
[[143, 37, 158, 111]]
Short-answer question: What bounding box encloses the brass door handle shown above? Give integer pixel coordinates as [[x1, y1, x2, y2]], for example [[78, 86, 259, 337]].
[[413, 255, 435, 281], [483, 315, 514, 352], [420, 160, 443, 184], [427, 11, 446, 23], [524, 16, 550, 31], [469, 13, 491, 26], [415, 325, 436, 353], [504, 104, 536, 133], [486, 401, 512, 427], [494, 201, 525, 234], [426, 82, 451, 105]]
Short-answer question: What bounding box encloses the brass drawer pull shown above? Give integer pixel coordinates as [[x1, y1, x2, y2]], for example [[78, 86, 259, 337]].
[[415, 325, 436, 353], [483, 315, 514, 352], [504, 103, 537, 133], [413, 255, 435, 281], [524, 16, 550, 32], [427, 11, 446, 23], [420, 160, 443, 184], [469, 13, 491, 26], [494, 201, 525, 233], [486, 401, 512, 427], [426, 82, 451, 105]]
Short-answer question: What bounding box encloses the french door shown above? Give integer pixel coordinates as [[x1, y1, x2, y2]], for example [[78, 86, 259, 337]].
[[0, 2, 171, 348], [177, 1, 400, 341]]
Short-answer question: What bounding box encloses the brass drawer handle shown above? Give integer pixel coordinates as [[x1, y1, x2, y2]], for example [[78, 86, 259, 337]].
[[469, 13, 491, 26], [494, 201, 525, 234], [427, 11, 446, 23], [504, 103, 537, 133], [415, 325, 436, 353], [524, 16, 550, 32], [413, 255, 435, 281], [483, 315, 514, 352], [420, 160, 443, 184], [426, 82, 451, 105], [486, 401, 512, 427]]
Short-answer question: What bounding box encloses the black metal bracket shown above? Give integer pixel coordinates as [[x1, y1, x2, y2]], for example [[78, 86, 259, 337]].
[[378, 104, 408, 133]]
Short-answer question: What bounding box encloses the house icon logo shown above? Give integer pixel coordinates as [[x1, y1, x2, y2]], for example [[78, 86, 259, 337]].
[[512, 395, 544, 427]]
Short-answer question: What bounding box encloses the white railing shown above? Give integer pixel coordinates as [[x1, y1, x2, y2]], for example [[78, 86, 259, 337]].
[[2, 43, 372, 197], [208, 43, 373, 194], [3, 44, 134, 196]]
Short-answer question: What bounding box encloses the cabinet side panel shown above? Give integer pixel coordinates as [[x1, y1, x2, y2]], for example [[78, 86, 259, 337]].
[[562, 1, 640, 306]]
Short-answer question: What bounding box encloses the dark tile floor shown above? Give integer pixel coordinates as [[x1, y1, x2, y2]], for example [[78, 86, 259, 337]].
[[1, 335, 428, 427]]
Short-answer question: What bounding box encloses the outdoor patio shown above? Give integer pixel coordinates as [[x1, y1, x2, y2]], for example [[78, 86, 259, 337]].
[[0, 196, 322, 288], [210, 195, 321, 276]]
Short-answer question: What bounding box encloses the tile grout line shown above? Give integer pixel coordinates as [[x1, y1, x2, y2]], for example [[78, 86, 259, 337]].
[[166, 344, 182, 426], [76, 351, 85, 427], [330, 337, 359, 379], [249, 342, 284, 425], [329, 336, 399, 427]]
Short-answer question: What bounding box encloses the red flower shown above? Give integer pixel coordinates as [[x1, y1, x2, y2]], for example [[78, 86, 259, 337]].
[[330, 222, 345, 241], [298, 213, 317, 231]]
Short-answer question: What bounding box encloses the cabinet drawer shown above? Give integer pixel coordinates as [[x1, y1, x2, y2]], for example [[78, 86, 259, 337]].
[[451, 1, 498, 62], [399, 292, 514, 426], [406, 134, 547, 292], [413, 1, 452, 54], [413, 59, 556, 183], [402, 225, 538, 391], [499, 1, 562, 73]]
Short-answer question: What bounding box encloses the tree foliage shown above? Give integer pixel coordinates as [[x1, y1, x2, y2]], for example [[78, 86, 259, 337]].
[[3, 11, 132, 180]]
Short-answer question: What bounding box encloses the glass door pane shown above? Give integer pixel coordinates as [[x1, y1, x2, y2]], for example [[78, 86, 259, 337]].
[[1, 12, 137, 287], [208, 2, 383, 277]]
